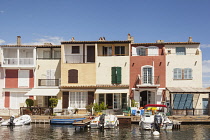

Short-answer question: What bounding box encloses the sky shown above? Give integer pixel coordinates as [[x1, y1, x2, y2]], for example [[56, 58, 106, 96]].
[[0, 0, 210, 87]]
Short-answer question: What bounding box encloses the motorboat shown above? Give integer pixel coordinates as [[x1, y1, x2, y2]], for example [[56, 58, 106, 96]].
[[139, 104, 173, 130], [90, 114, 119, 129], [104, 115, 119, 129], [1, 115, 31, 126], [90, 116, 100, 128], [0, 117, 4, 123]]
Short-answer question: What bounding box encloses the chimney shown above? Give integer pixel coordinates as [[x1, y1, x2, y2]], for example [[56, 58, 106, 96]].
[[188, 37, 193, 42], [44, 43, 52, 45], [71, 37, 75, 41], [17, 36, 21, 45], [99, 37, 106, 41], [127, 33, 134, 43], [156, 40, 164, 43]]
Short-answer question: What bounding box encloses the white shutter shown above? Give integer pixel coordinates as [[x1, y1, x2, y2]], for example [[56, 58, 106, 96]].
[[10, 93, 28, 109], [148, 46, 158, 56], [18, 70, 29, 87]]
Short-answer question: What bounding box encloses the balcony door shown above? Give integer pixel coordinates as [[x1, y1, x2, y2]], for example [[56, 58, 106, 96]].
[[143, 67, 152, 84], [87, 46, 95, 62], [46, 69, 55, 86]]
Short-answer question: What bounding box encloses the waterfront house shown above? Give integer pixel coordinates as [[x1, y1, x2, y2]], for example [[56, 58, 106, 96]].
[[0, 36, 36, 115], [131, 39, 166, 107]]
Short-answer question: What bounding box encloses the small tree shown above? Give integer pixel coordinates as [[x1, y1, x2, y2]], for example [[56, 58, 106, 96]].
[[49, 98, 58, 108], [25, 99, 34, 108], [131, 99, 138, 107]]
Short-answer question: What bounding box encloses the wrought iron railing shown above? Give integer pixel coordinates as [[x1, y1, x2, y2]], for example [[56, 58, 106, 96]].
[[136, 75, 160, 85], [20, 107, 53, 115], [38, 79, 60, 86], [65, 55, 85, 63]]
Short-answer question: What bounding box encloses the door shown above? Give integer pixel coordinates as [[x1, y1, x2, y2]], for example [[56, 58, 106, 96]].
[[202, 98, 208, 115], [114, 93, 120, 109], [143, 67, 152, 84], [106, 94, 113, 109], [87, 46, 95, 62], [62, 92, 69, 108], [140, 91, 148, 107]]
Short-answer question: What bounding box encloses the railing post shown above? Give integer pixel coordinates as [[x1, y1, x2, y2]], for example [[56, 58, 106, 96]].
[[186, 107, 188, 116], [193, 108, 195, 116]]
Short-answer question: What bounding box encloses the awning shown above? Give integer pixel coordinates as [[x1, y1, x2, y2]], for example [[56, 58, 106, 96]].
[[95, 89, 129, 94], [25, 88, 60, 96], [167, 87, 210, 93]]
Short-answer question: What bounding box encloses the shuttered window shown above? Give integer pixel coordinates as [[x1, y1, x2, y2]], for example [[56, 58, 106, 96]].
[[184, 68, 192, 79], [115, 46, 125, 56], [111, 67, 121, 84], [173, 68, 182, 79], [68, 69, 78, 83]]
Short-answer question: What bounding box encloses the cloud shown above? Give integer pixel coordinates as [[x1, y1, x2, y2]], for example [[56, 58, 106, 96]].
[[200, 44, 210, 48], [0, 39, 5, 44], [203, 60, 210, 73], [0, 11, 4, 14], [24, 36, 64, 45]]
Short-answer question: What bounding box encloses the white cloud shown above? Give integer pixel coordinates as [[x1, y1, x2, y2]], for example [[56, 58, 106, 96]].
[[0, 11, 4, 14], [24, 36, 64, 45], [0, 39, 5, 44], [200, 44, 210, 48], [203, 60, 210, 73]]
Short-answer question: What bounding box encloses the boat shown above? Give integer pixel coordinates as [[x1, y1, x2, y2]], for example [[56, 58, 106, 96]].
[[1, 115, 31, 126], [50, 118, 86, 125], [139, 104, 173, 130], [104, 115, 119, 128], [0, 117, 4, 123], [90, 114, 119, 129]]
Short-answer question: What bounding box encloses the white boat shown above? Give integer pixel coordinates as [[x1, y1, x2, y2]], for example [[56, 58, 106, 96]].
[[90, 115, 119, 129], [1, 115, 31, 126], [104, 115, 119, 129], [139, 104, 173, 130], [0, 117, 4, 123], [90, 116, 100, 129]]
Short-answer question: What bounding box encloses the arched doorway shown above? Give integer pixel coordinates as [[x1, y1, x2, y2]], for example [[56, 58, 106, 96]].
[[140, 90, 152, 107]]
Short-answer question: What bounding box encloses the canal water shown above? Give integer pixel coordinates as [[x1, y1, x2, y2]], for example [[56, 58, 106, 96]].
[[0, 124, 210, 140]]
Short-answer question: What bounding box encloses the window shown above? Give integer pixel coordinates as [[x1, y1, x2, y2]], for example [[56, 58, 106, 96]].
[[72, 46, 80, 54], [69, 92, 87, 108], [173, 94, 193, 109], [111, 67, 121, 84], [143, 67, 153, 84], [43, 50, 51, 58], [54, 50, 61, 58], [103, 46, 112, 56], [173, 68, 193, 80], [99, 94, 105, 104], [18, 70, 29, 87], [176, 47, 186, 55], [136, 48, 146, 56], [184, 68, 192, 79], [115, 46, 125, 56], [148, 46, 158, 56], [173, 68, 182, 79], [68, 69, 78, 83]]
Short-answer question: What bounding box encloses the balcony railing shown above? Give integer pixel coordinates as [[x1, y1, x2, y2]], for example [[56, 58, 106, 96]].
[[38, 79, 60, 86], [136, 74, 160, 86], [65, 55, 86, 63], [3, 58, 34, 66]]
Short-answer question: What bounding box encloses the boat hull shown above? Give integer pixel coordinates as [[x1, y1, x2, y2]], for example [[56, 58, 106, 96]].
[[50, 118, 85, 125]]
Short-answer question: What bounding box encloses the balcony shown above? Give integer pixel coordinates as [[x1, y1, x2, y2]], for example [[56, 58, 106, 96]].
[[38, 79, 60, 86], [136, 74, 160, 87], [64, 55, 95, 63], [3, 58, 34, 67]]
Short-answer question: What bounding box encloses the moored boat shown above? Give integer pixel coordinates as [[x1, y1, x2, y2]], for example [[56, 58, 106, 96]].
[[1, 115, 31, 126], [50, 118, 86, 125]]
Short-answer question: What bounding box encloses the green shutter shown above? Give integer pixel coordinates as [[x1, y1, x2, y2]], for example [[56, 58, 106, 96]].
[[116, 67, 121, 84], [111, 67, 116, 84]]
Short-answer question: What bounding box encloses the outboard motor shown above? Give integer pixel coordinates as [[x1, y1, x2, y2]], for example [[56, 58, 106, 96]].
[[99, 114, 105, 130], [9, 115, 15, 126], [154, 114, 162, 132]]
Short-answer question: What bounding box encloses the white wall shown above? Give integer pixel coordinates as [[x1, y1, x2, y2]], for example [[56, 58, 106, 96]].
[[96, 56, 130, 85], [165, 44, 202, 87]]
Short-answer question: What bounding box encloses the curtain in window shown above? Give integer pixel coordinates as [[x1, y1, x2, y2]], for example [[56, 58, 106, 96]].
[[173, 68, 182, 79], [176, 47, 186, 55], [69, 92, 87, 108]]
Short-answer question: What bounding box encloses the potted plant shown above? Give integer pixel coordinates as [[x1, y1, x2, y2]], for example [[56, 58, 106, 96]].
[[49, 98, 58, 115], [86, 103, 93, 115], [25, 99, 34, 115], [93, 102, 108, 116]]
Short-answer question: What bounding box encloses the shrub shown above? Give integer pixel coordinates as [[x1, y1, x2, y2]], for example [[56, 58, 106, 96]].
[[25, 99, 34, 107], [49, 98, 58, 108]]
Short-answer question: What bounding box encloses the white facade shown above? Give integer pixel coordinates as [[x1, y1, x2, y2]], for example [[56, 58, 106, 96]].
[[165, 44, 202, 87]]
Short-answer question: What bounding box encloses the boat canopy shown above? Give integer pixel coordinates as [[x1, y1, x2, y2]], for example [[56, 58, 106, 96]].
[[144, 104, 167, 108]]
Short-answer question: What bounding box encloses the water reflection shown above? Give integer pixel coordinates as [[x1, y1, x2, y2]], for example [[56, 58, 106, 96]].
[[1, 124, 210, 140]]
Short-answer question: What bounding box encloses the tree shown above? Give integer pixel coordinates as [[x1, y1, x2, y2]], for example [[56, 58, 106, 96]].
[[49, 98, 58, 108]]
